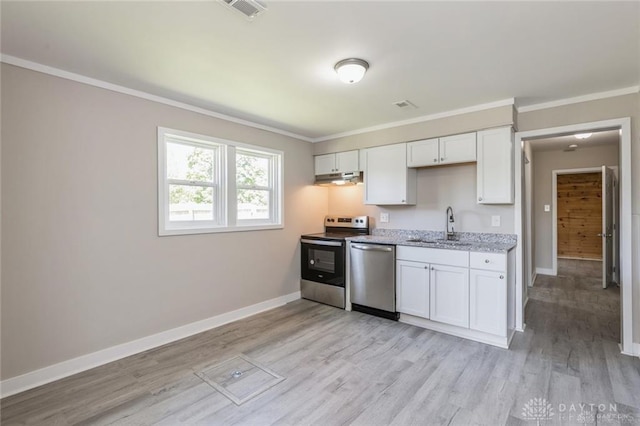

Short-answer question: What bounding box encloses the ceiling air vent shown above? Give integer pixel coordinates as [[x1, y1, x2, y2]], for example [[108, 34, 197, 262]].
[[393, 100, 418, 110], [220, 0, 267, 20]]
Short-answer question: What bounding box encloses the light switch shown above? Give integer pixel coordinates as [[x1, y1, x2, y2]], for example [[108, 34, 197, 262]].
[[544, 204, 551, 212], [380, 212, 389, 223], [491, 216, 501, 227]]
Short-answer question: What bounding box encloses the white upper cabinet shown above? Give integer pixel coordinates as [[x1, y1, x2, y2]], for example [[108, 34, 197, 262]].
[[407, 133, 476, 168], [363, 143, 416, 205], [314, 154, 336, 175], [407, 138, 439, 167], [477, 127, 514, 204], [314, 150, 359, 175], [439, 132, 477, 165]]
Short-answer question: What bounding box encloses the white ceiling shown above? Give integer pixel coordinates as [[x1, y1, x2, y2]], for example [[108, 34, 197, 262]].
[[1, 1, 638, 140], [528, 129, 620, 152]]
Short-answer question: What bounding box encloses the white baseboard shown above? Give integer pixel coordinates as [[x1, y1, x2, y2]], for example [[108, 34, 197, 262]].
[[530, 272, 537, 286], [535, 267, 555, 276], [0, 291, 301, 399], [399, 314, 510, 349]]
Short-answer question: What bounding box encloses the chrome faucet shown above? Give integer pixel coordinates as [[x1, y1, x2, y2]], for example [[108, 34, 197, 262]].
[[445, 206, 455, 240]]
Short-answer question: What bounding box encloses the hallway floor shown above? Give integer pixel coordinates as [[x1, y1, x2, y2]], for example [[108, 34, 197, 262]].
[[529, 259, 620, 342]]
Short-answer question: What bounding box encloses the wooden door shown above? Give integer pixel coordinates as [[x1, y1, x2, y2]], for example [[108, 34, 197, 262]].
[[557, 172, 602, 260]]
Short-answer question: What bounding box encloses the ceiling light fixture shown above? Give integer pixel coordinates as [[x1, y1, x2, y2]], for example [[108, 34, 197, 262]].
[[334, 58, 369, 84], [569, 144, 578, 149], [574, 133, 592, 139]]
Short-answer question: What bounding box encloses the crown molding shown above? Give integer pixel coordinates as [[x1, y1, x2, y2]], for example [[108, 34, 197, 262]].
[[0, 54, 315, 143], [517, 86, 639, 113], [311, 98, 516, 143]]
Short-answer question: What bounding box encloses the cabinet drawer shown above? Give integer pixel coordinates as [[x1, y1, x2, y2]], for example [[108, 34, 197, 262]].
[[397, 246, 469, 267], [470, 252, 506, 271]]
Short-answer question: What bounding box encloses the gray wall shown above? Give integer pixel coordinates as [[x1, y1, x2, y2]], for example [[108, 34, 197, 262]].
[[0, 64, 328, 380], [532, 145, 619, 271]]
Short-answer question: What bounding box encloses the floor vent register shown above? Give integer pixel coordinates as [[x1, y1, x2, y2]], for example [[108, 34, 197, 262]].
[[194, 354, 285, 406]]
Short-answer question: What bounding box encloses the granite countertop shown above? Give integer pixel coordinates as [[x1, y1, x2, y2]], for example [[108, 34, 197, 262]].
[[347, 230, 517, 253]]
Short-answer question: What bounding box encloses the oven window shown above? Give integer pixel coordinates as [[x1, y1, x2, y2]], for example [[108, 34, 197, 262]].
[[307, 248, 335, 273]]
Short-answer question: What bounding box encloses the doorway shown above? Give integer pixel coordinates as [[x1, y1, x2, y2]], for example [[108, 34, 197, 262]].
[[556, 172, 603, 261], [514, 118, 633, 356], [551, 166, 619, 288]]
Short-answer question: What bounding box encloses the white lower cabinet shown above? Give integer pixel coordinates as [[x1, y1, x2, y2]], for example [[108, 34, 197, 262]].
[[429, 265, 469, 328], [469, 269, 507, 336], [396, 260, 430, 318], [396, 245, 514, 348]]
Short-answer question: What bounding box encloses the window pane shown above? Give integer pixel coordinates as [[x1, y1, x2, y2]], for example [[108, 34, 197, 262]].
[[167, 142, 214, 182], [169, 185, 214, 221], [236, 153, 269, 187], [237, 189, 269, 220]]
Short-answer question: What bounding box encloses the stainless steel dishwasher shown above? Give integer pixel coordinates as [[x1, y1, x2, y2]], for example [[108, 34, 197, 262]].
[[349, 243, 398, 320]]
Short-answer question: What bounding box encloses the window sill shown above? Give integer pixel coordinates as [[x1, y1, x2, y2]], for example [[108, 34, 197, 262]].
[[159, 223, 284, 237]]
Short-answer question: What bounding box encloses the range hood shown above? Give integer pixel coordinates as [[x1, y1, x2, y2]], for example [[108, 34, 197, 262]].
[[315, 171, 363, 186]]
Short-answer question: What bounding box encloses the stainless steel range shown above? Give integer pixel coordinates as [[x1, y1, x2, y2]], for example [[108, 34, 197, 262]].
[[300, 215, 369, 309]]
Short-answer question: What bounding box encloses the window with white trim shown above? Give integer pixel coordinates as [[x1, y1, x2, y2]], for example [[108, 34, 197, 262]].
[[158, 127, 283, 236]]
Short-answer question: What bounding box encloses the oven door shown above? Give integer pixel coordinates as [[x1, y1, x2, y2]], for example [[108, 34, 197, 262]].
[[300, 239, 345, 287]]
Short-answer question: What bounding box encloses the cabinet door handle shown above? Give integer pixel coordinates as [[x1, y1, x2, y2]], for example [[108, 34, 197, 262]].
[[478, 197, 483, 201], [433, 158, 438, 163], [431, 266, 435, 271], [485, 259, 490, 263], [440, 157, 444, 161], [499, 275, 504, 280]]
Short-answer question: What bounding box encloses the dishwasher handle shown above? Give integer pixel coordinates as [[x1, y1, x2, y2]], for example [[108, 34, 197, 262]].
[[351, 244, 394, 252]]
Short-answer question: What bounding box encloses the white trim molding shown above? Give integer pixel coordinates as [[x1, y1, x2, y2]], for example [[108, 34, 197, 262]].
[[0, 54, 315, 143], [515, 118, 633, 356], [0, 291, 301, 398], [535, 268, 555, 276], [517, 86, 639, 113]]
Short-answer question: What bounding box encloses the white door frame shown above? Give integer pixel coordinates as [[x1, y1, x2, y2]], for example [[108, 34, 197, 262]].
[[514, 117, 633, 356], [552, 167, 607, 275]]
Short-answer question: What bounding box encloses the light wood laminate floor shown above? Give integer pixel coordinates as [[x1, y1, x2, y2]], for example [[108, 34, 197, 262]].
[[2, 260, 639, 425]]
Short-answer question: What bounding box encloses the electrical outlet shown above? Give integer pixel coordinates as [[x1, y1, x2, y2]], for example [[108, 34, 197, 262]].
[[491, 215, 501, 227], [380, 212, 389, 223], [544, 204, 551, 212]]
